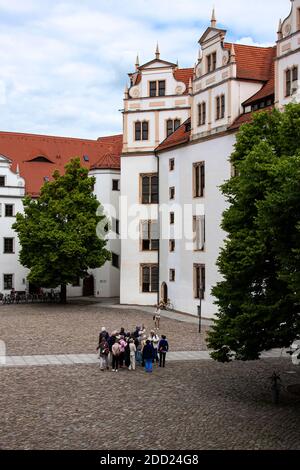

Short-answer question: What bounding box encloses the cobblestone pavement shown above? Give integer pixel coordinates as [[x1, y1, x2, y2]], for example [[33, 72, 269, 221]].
[[0, 303, 208, 356], [0, 359, 300, 450]]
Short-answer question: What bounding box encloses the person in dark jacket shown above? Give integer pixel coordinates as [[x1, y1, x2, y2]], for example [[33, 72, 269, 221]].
[[99, 327, 109, 345], [158, 335, 169, 368], [142, 340, 154, 373]]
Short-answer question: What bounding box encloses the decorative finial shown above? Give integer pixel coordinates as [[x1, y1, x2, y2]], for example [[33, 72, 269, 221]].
[[188, 77, 193, 94], [135, 54, 140, 70], [230, 44, 236, 63], [124, 83, 129, 99], [155, 42, 160, 60], [16, 164, 20, 175], [211, 7, 217, 28], [277, 19, 283, 40]]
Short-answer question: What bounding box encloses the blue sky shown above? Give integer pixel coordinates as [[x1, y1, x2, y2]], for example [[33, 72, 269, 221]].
[[0, 0, 291, 139]]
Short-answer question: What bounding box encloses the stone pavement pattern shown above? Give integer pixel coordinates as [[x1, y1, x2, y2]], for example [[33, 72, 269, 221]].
[[0, 303, 208, 356], [0, 359, 300, 450]]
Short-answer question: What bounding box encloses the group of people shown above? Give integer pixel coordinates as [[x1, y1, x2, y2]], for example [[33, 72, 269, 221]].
[[96, 323, 169, 373]]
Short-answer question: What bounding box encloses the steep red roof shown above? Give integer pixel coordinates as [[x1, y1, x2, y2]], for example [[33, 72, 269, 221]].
[[224, 43, 275, 82], [229, 105, 274, 130], [0, 131, 122, 196], [156, 118, 191, 152], [173, 68, 194, 93]]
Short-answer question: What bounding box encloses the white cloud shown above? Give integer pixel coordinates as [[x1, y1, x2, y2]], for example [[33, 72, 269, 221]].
[[0, 0, 292, 139]]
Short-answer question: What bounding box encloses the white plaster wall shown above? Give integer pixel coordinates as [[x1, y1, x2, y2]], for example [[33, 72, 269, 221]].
[[158, 132, 235, 318], [120, 154, 158, 306]]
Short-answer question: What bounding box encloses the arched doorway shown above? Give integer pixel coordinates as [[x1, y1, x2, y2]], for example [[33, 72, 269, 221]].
[[83, 275, 94, 297], [161, 282, 168, 304]]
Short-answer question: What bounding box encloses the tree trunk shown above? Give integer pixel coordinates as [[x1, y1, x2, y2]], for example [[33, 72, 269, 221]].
[[60, 284, 67, 304]]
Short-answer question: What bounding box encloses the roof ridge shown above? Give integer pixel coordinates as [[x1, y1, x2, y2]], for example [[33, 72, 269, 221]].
[[0, 130, 123, 143]]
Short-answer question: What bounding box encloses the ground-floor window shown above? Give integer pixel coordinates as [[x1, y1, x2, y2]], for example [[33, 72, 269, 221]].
[[4, 274, 13, 290], [141, 264, 159, 293], [112, 253, 120, 269], [194, 264, 205, 299]]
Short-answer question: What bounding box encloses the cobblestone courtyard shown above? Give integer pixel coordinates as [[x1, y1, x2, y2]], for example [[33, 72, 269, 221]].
[[0, 303, 300, 450]]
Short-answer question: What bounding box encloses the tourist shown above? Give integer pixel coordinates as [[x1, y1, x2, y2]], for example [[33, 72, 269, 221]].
[[142, 340, 154, 373], [136, 332, 143, 365], [112, 340, 121, 372], [99, 326, 109, 344], [128, 338, 137, 371], [118, 336, 127, 368], [124, 336, 131, 368], [158, 335, 169, 368], [154, 305, 161, 329], [98, 338, 110, 371], [149, 330, 160, 364]]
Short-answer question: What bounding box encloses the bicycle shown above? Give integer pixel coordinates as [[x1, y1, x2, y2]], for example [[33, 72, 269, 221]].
[[159, 299, 174, 311]]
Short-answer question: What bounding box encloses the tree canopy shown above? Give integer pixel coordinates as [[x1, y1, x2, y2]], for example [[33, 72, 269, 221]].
[[207, 103, 300, 362], [13, 158, 111, 302]]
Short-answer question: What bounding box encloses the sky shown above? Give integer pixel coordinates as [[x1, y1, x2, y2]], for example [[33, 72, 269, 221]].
[[0, 0, 292, 139]]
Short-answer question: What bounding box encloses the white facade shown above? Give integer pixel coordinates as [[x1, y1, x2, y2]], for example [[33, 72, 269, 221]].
[[120, 0, 300, 317], [0, 156, 27, 293]]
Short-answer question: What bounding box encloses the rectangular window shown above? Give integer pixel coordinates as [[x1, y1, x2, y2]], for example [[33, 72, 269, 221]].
[[142, 121, 149, 140], [115, 219, 120, 235], [292, 66, 298, 94], [141, 174, 158, 204], [169, 269, 175, 282], [169, 239, 175, 252], [193, 216, 205, 251], [112, 179, 120, 191], [141, 220, 159, 251], [112, 252, 120, 269], [216, 95, 225, 120], [194, 264, 205, 299], [135, 121, 141, 141], [150, 81, 157, 97], [4, 274, 13, 290], [0, 176, 5, 187], [169, 187, 175, 200], [170, 212, 175, 225], [169, 159, 175, 171], [4, 238, 14, 254], [158, 80, 166, 96], [5, 204, 14, 217], [198, 102, 206, 126], [286, 69, 292, 97], [167, 119, 174, 137], [193, 162, 205, 198], [135, 122, 148, 141], [207, 52, 217, 73], [141, 264, 158, 293], [166, 119, 181, 138]]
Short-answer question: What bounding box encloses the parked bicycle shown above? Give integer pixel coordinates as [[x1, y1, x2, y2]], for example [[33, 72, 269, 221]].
[[159, 298, 174, 311]]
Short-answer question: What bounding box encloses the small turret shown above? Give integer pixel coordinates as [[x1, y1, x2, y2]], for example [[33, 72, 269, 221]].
[[230, 44, 236, 64], [277, 19, 283, 40], [155, 43, 160, 60]]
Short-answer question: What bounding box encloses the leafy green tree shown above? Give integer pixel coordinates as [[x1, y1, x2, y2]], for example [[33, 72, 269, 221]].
[[207, 104, 300, 362], [13, 158, 111, 303]]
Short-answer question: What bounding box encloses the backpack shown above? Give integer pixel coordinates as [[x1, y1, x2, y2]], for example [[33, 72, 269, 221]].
[[100, 343, 109, 355]]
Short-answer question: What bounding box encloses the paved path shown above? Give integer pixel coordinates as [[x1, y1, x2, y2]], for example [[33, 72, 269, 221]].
[[0, 349, 289, 368]]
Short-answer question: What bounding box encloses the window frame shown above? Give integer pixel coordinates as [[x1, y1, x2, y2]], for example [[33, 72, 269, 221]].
[[0, 176, 5, 187], [198, 102, 206, 126], [169, 187, 175, 200], [112, 179, 120, 191], [169, 269, 176, 282], [194, 264, 206, 299], [140, 264, 159, 293], [169, 159, 175, 171], [140, 173, 158, 205], [193, 162, 205, 198], [140, 220, 159, 252], [169, 239, 175, 252], [4, 237, 14, 254], [3, 274, 14, 291], [5, 204, 14, 217], [112, 252, 120, 269]]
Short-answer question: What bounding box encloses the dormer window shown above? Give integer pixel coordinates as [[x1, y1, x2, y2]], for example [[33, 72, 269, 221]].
[[149, 80, 166, 97], [207, 52, 217, 73], [83, 155, 89, 162], [0, 176, 5, 187], [27, 156, 53, 163]]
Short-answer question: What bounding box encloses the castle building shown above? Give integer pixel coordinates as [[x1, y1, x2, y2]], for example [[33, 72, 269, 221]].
[[0, 0, 299, 316]]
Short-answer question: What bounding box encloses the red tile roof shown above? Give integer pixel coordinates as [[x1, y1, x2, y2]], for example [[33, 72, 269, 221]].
[[224, 43, 276, 82], [156, 118, 191, 152], [173, 68, 194, 93], [229, 105, 274, 130], [0, 131, 122, 196]]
